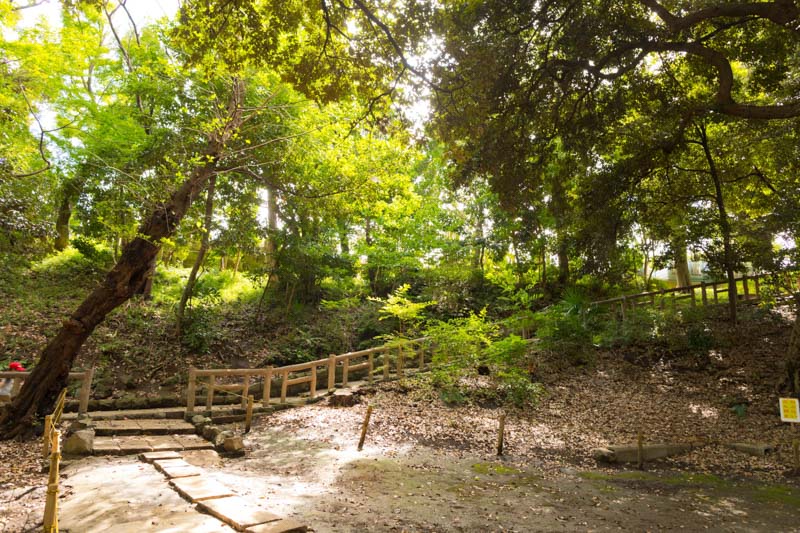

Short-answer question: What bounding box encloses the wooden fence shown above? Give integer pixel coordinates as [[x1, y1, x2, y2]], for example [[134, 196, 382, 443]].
[[590, 272, 799, 320], [186, 338, 430, 413], [0, 368, 94, 414]]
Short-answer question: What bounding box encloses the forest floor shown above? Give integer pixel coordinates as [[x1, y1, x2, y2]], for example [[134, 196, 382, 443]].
[[4, 303, 800, 531]]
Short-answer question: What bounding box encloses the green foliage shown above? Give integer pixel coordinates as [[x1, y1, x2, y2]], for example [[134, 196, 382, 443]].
[[372, 284, 435, 335], [424, 311, 542, 408], [70, 236, 112, 266]]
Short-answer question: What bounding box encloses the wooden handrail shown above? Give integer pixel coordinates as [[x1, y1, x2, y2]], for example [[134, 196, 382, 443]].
[[0, 369, 94, 414], [186, 337, 430, 412]]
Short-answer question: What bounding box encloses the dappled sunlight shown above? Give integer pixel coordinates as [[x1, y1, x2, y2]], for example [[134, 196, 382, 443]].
[[688, 403, 719, 419]]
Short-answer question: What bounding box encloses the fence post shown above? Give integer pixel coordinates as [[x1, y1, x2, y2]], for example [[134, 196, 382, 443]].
[[754, 276, 761, 297], [310, 364, 317, 399], [280, 370, 289, 404], [187, 368, 197, 413], [397, 346, 404, 378], [383, 349, 390, 380], [205, 374, 216, 411], [262, 366, 273, 406], [743, 275, 750, 300], [328, 355, 336, 392], [368, 352, 374, 384], [418, 342, 425, 369], [701, 282, 707, 306], [497, 413, 506, 456], [342, 356, 350, 387], [241, 374, 250, 409], [713, 283, 719, 304], [78, 367, 94, 415]]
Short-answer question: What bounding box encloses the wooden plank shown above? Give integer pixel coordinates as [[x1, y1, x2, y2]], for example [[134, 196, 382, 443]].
[[285, 375, 312, 387]]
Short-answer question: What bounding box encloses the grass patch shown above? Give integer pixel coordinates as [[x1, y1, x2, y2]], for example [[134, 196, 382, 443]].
[[755, 485, 800, 508], [471, 462, 522, 476]]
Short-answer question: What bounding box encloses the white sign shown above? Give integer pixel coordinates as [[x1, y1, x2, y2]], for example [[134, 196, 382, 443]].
[[779, 397, 800, 423]]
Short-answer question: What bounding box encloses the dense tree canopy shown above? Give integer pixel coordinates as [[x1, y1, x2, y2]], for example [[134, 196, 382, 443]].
[[1, 0, 800, 435]]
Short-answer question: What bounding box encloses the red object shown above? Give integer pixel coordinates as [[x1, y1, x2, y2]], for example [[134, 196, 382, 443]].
[[8, 362, 25, 372]]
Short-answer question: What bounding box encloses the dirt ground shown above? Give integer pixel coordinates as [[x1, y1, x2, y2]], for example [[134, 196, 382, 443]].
[[3, 306, 800, 532]]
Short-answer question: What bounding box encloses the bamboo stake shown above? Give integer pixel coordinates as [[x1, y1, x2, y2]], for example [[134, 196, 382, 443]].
[[42, 429, 61, 533], [245, 395, 254, 434], [42, 415, 52, 461], [497, 413, 506, 456], [358, 405, 373, 451]]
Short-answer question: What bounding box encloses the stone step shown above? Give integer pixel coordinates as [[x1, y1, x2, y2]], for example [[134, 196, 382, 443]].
[[94, 434, 214, 455], [94, 418, 197, 436]]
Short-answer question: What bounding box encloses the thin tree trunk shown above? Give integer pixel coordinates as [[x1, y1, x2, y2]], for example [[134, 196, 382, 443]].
[[176, 176, 217, 336], [0, 79, 244, 437], [698, 123, 737, 322]]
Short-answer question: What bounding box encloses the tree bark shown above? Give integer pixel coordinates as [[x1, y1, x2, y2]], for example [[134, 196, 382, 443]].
[[672, 236, 691, 289], [176, 176, 217, 336], [54, 176, 84, 251], [0, 79, 244, 437]]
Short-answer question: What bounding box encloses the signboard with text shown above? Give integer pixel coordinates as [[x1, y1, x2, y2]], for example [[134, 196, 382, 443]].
[[779, 397, 800, 423]]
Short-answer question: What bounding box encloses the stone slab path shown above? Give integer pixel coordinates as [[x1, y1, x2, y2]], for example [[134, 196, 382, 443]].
[[93, 434, 214, 455], [140, 451, 307, 532], [94, 418, 196, 436]]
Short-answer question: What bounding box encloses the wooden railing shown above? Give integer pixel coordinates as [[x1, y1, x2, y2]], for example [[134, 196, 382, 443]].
[[42, 388, 67, 533], [591, 271, 799, 319], [0, 368, 94, 414], [186, 337, 430, 413]]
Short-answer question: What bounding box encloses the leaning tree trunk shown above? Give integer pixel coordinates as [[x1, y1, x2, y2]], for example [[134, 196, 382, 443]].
[[176, 176, 217, 336], [0, 80, 244, 438]]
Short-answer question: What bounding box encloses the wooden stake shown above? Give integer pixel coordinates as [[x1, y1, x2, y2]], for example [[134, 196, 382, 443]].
[[245, 395, 254, 434], [358, 405, 373, 451], [637, 430, 644, 470], [241, 374, 250, 409], [310, 365, 317, 399], [497, 413, 506, 456], [342, 356, 350, 387]]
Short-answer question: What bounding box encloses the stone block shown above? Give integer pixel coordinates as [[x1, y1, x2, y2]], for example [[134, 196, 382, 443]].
[[140, 451, 183, 463], [170, 476, 235, 503], [63, 429, 94, 455], [726, 442, 775, 456], [196, 496, 281, 529], [223, 436, 244, 453]]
